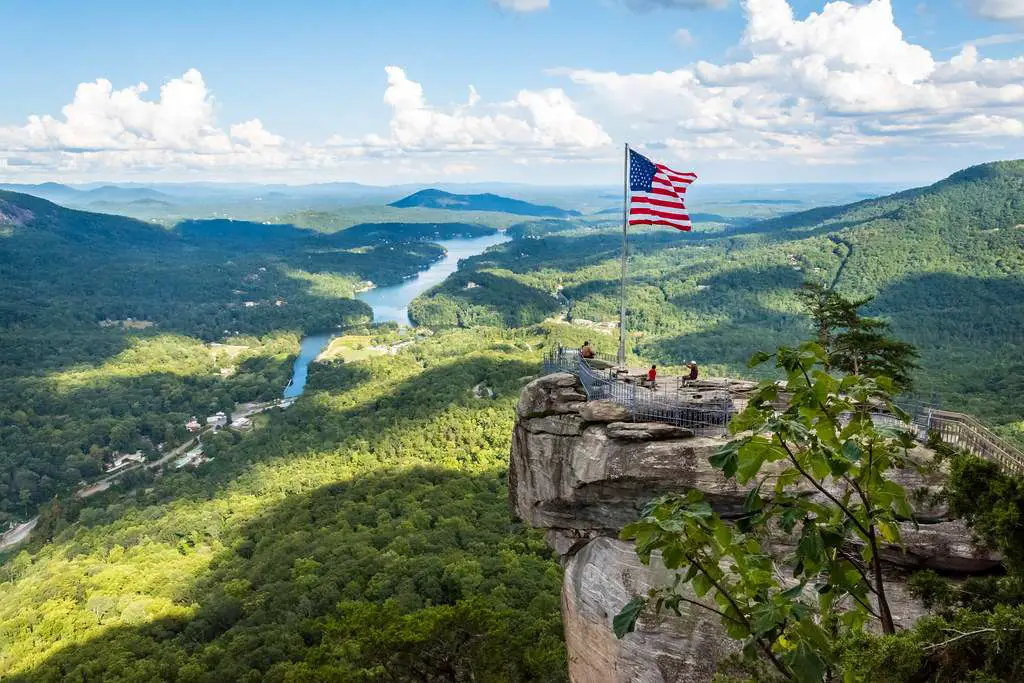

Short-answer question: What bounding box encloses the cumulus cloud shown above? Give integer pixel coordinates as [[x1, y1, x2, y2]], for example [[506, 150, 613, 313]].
[[349, 66, 610, 153], [0, 69, 305, 177], [10, 69, 228, 153], [557, 0, 1024, 166]]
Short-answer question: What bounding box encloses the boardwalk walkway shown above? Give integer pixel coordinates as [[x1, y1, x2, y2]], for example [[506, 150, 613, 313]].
[[544, 346, 1024, 475]]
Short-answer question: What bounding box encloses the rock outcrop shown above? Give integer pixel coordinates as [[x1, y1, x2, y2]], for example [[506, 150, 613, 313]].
[[510, 373, 1000, 683]]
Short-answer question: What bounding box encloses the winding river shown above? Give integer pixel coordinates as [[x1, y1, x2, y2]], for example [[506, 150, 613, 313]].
[[283, 231, 510, 398]]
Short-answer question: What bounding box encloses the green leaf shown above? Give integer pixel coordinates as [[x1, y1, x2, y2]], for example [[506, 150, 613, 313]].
[[692, 573, 713, 597], [709, 447, 739, 479], [735, 449, 766, 485], [712, 522, 732, 549], [742, 481, 764, 514], [748, 350, 773, 368], [781, 583, 805, 600], [612, 597, 647, 638], [840, 440, 862, 462], [789, 641, 828, 683]]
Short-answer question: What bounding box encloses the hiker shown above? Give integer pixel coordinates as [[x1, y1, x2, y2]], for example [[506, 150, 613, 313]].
[[642, 364, 657, 388], [684, 361, 699, 383], [580, 341, 595, 359]]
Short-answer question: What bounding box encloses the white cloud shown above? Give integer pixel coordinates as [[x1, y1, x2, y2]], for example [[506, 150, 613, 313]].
[[11, 69, 230, 153], [0, 69, 307, 178], [556, 0, 1024, 167], [970, 0, 1024, 22], [348, 66, 610, 153], [961, 32, 1024, 48], [230, 119, 284, 148], [1, 0, 1021, 184]]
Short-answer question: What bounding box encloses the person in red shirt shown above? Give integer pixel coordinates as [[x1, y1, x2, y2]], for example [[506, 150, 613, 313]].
[[642, 364, 657, 388]]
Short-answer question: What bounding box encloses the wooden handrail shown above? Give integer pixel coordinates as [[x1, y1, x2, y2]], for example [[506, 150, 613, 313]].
[[922, 409, 1024, 475]]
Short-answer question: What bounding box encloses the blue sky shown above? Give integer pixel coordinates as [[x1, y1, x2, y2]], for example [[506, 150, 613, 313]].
[[0, 0, 1021, 185]]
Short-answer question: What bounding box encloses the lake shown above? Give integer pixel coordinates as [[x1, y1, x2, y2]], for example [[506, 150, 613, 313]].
[[356, 232, 510, 325], [283, 232, 509, 398]]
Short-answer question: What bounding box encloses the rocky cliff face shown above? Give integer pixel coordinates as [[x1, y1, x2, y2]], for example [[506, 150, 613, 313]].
[[510, 373, 1000, 683]]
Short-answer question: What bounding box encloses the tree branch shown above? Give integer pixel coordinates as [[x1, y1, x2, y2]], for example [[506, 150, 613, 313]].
[[777, 439, 873, 542], [663, 592, 745, 626], [836, 548, 882, 601], [862, 441, 896, 634], [683, 552, 793, 681], [922, 628, 1000, 651]]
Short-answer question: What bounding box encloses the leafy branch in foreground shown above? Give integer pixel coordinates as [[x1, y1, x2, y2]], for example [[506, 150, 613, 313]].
[[614, 341, 921, 682]]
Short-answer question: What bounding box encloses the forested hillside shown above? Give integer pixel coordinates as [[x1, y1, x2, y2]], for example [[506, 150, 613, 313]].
[[0, 192, 479, 524], [0, 330, 566, 681], [410, 161, 1024, 433]]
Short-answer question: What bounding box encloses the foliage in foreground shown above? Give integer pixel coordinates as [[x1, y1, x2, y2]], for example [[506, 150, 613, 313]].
[[615, 342, 917, 681], [839, 450, 1024, 683]]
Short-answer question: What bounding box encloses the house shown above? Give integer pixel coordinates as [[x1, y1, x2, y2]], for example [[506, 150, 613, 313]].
[[104, 451, 146, 473], [174, 445, 206, 469], [243, 301, 258, 308], [185, 417, 202, 432], [206, 412, 228, 429]]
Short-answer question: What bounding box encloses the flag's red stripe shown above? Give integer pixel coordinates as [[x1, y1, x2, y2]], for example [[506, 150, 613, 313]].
[[655, 164, 697, 181], [639, 186, 687, 199], [631, 195, 688, 211], [630, 208, 691, 222], [629, 217, 692, 231]]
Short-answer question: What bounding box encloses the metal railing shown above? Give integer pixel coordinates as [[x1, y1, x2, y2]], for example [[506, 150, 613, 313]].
[[544, 346, 735, 436], [542, 345, 1024, 473]]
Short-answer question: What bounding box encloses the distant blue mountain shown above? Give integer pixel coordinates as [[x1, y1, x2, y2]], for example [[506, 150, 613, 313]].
[[389, 189, 580, 218], [83, 185, 173, 202]]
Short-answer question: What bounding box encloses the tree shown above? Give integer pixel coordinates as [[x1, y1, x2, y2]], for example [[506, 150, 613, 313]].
[[796, 282, 918, 391], [614, 341, 921, 682]]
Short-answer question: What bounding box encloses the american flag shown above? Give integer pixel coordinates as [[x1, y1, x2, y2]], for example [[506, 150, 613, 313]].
[[628, 148, 697, 231]]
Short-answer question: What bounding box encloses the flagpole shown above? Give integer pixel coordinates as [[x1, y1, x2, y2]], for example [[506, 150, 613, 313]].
[[618, 142, 629, 367]]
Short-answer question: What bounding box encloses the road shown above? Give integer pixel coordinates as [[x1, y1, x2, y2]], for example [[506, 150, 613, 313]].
[[0, 517, 38, 551], [75, 435, 202, 500]]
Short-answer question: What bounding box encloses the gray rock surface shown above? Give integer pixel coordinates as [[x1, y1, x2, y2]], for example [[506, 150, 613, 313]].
[[606, 422, 695, 441], [581, 400, 632, 423], [510, 372, 1001, 683]]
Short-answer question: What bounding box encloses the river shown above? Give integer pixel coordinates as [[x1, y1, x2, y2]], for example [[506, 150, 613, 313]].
[[283, 232, 510, 398]]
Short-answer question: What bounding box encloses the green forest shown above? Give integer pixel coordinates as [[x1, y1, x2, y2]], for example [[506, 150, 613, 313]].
[[0, 191, 500, 522]]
